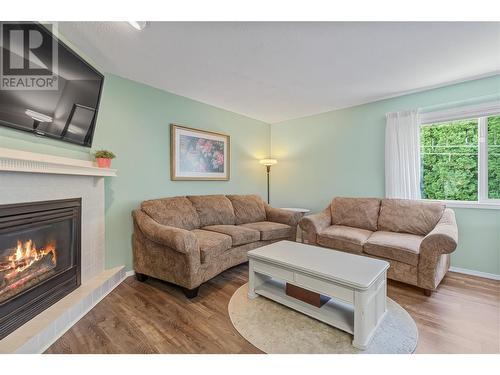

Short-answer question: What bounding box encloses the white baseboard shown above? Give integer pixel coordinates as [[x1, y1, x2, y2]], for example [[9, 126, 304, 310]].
[[449, 266, 500, 281], [126, 267, 500, 281]]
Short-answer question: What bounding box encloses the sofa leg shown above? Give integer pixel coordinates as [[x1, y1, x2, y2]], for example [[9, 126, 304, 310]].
[[182, 286, 200, 299], [423, 289, 432, 297], [136, 272, 148, 282]]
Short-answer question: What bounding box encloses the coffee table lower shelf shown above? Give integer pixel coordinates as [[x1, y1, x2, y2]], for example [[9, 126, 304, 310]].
[[254, 278, 354, 335]]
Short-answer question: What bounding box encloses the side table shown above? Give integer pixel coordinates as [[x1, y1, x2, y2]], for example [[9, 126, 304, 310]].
[[280, 207, 311, 243]]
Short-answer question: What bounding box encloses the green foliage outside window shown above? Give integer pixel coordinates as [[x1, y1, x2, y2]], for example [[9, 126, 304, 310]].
[[420, 116, 500, 201], [421, 119, 478, 201], [488, 116, 500, 199]]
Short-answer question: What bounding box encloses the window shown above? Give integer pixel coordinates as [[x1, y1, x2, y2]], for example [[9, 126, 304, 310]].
[[420, 103, 500, 205], [421, 119, 478, 201]]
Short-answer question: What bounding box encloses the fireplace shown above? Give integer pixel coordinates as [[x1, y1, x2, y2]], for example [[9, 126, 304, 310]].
[[0, 198, 81, 339]]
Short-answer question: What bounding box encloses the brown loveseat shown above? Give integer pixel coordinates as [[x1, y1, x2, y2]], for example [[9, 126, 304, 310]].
[[132, 194, 301, 297], [299, 197, 458, 295]]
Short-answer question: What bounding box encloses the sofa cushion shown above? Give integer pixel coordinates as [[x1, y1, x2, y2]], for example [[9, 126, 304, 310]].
[[141, 196, 200, 230], [364, 231, 423, 266], [239, 221, 291, 241], [226, 194, 266, 225], [187, 195, 235, 227], [191, 229, 232, 263], [202, 225, 260, 246], [378, 199, 445, 236], [317, 225, 372, 254], [330, 197, 381, 231]]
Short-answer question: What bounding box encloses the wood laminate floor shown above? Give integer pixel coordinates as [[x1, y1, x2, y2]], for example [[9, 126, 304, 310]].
[[45, 264, 500, 354]]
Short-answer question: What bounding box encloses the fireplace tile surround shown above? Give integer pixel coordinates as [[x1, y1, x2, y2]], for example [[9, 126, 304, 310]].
[[0, 148, 124, 353], [0, 172, 105, 283]]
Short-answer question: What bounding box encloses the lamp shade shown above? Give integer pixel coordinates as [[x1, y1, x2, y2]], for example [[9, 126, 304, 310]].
[[259, 159, 278, 166]]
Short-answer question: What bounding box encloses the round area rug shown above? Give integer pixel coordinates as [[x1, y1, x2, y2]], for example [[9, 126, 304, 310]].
[[228, 283, 418, 354]]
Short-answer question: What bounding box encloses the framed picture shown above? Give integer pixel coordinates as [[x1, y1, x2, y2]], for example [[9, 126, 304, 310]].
[[170, 124, 230, 181]]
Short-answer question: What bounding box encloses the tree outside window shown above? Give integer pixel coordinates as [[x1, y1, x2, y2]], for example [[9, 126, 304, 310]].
[[420, 115, 500, 202]]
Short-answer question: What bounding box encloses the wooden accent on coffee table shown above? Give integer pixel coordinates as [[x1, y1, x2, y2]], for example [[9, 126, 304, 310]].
[[286, 283, 330, 307]]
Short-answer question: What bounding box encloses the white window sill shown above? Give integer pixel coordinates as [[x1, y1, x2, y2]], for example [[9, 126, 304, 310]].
[[422, 199, 500, 210]]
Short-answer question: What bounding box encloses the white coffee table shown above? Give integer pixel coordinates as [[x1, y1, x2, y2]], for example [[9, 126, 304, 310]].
[[247, 240, 390, 349]]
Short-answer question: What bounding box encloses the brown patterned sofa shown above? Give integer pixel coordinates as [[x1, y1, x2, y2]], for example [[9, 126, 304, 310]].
[[299, 197, 458, 295], [132, 194, 301, 297]]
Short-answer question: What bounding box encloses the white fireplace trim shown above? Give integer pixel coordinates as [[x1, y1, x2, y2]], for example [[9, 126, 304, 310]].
[[0, 172, 108, 284], [0, 147, 117, 177]]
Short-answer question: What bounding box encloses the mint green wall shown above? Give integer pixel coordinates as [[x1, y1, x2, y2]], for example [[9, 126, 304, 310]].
[[270, 75, 500, 275], [0, 74, 271, 270], [1, 59, 498, 276]]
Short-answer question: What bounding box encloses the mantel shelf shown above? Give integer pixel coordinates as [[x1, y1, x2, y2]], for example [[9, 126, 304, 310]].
[[0, 147, 117, 177]]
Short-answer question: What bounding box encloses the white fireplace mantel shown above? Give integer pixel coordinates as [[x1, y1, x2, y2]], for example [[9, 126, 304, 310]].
[[0, 147, 117, 177]]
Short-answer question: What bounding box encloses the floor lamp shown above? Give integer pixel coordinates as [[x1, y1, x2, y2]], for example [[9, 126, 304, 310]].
[[259, 159, 277, 204]]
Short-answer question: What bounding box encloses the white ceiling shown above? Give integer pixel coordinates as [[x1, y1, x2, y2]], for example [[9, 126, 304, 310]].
[[58, 22, 500, 123]]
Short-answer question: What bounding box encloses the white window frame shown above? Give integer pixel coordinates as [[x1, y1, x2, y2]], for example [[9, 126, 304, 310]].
[[419, 101, 500, 210]]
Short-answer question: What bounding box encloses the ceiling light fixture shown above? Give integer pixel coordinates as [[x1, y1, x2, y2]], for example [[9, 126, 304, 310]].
[[128, 21, 147, 31]]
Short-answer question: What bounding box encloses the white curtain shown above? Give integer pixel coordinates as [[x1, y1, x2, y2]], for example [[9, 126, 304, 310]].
[[385, 110, 421, 199]]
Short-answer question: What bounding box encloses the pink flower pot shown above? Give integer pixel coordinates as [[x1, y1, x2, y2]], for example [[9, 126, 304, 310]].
[[96, 158, 111, 168]]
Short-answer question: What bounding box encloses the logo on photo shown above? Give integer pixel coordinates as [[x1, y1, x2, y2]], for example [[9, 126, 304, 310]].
[[0, 22, 59, 90]]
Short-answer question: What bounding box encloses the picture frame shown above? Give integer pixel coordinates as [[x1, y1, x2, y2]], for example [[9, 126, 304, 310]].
[[170, 124, 230, 181]]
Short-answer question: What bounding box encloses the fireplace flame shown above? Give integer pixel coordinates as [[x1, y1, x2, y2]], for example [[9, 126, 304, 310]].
[[0, 240, 58, 303], [7, 239, 57, 274]]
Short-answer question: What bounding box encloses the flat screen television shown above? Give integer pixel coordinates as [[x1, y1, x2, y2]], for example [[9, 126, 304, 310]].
[[0, 22, 104, 147]]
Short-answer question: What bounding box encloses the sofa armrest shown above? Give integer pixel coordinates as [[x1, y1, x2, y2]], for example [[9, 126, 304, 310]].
[[264, 204, 303, 226], [299, 205, 332, 235], [132, 210, 198, 254], [417, 208, 458, 290], [420, 208, 458, 258]]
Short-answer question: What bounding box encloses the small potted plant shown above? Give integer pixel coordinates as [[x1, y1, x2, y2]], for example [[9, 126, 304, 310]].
[[94, 150, 116, 168]]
